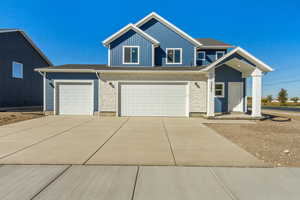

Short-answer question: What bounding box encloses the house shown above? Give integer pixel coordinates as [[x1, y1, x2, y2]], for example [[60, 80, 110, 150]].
[[0, 29, 52, 108], [35, 12, 273, 117]]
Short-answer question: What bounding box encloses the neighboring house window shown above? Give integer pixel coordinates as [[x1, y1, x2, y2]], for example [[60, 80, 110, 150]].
[[12, 61, 23, 79], [216, 51, 225, 60], [123, 46, 139, 64], [215, 82, 224, 97], [166, 48, 182, 64]]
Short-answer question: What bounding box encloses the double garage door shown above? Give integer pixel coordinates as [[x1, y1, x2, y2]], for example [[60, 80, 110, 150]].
[[55, 82, 188, 116], [119, 82, 188, 117]]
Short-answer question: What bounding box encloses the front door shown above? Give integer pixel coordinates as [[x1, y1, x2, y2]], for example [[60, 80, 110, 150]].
[[228, 82, 244, 112]]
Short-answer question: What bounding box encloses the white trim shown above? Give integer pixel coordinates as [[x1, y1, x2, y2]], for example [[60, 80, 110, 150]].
[[43, 72, 46, 112], [135, 12, 202, 47], [166, 48, 182, 64], [122, 45, 140, 65], [215, 51, 225, 60], [117, 81, 189, 117], [215, 82, 225, 98], [193, 47, 197, 66], [152, 44, 155, 66], [197, 51, 206, 61], [53, 80, 94, 115], [204, 47, 274, 72], [102, 24, 160, 47], [108, 45, 111, 66], [95, 72, 101, 113], [206, 70, 215, 117]]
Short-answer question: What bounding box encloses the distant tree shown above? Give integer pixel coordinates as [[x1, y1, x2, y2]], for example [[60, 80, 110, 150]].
[[247, 97, 252, 105], [290, 97, 299, 103], [266, 95, 273, 103], [261, 98, 268, 105], [277, 88, 288, 105]]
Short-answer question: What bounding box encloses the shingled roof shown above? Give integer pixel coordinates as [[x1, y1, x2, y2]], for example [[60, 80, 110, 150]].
[[195, 38, 233, 48]]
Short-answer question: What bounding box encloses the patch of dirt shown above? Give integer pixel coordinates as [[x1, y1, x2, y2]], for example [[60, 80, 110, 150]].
[[0, 111, 44, 126], [205, 116, 300, 167]]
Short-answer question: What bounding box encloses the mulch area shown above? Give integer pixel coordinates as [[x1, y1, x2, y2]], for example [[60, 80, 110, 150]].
[[0, 111, 44, 126]]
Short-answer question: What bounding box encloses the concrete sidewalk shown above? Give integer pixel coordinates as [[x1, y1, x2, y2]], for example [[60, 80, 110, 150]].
[[1, 165, 300, 200]]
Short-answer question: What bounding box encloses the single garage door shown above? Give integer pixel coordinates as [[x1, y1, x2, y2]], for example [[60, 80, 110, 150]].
[[56, 82, 93, 115], [119, 82, 188, 117]]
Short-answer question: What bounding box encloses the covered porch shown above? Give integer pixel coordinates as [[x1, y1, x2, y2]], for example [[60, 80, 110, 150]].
[[205, 47, 273, 118]]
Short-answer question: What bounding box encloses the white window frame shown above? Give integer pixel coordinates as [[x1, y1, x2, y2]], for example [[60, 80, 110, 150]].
[[12, 61, 23, 79], [216, 51, 225, 60], [166, 48, 182, 64], [215, 82, 225, 98], [122, 45, 140, 64], [197, 51, 206, 61]]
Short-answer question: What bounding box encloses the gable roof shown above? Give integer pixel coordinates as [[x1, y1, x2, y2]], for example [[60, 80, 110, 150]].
[[135, 12, 202, 47], [102, 24, 160, 47], [195, 38, 234, 49], [204, 47, 274, 72], [0, 29, 53, 65]]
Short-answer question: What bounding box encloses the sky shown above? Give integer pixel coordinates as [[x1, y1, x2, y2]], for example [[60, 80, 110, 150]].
[[1, 0, 300, 98]]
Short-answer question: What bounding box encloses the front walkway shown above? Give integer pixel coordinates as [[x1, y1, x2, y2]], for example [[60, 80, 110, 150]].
[[1, 165, 300, 200], [0, 116, 263, 166]]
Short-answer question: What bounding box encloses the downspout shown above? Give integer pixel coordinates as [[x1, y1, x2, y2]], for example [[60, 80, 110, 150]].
[[95, 72, 100, 116]]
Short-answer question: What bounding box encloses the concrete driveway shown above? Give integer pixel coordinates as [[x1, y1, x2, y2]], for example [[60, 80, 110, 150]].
[[0, 116, 264, 166], [1, 165, 300, 200]]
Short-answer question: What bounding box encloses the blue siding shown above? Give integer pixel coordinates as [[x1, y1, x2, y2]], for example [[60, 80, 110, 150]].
[[45, 73, 98, 112], [140, 18, 196, 66], [215, 65, 244, 113], [110, 30, 152, 66], [196, 49, 226, 66]]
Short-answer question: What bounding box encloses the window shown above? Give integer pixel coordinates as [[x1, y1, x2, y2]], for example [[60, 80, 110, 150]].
[[123, 46, 139, 64], [197, 51, 206, 61], [216, 51, 225, 60], [215, 82, 224, 97], [166, 48, 182, 64], [12, 61, 23, 79]]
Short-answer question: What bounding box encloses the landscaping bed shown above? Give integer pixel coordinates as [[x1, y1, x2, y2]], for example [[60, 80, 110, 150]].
[[0, 111, 44, 126], [205, 114, 300, 167]]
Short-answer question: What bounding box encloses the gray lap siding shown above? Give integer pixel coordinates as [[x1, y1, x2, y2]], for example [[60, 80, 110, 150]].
[[45, 73, 99, 112]]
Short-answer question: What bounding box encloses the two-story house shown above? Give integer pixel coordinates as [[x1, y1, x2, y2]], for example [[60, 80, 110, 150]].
[[35, 12, 273, 118], [0, 29, 52, 108]]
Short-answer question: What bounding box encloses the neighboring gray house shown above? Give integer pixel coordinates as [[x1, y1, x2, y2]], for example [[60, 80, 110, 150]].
[[0, 29, 52, 108], [35, 12, 273, 117]]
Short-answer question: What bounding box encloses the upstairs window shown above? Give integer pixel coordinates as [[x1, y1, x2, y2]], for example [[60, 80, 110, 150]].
[[12, 61, 23, 79], [197, 51, 206, 61], [123, 46, 139, 64], [216, 51, 225, 60], [166, 48, 182, 64], [215, 82, 224, 98]]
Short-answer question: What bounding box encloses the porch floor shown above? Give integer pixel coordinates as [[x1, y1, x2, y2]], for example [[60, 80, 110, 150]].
[[205, 112, 263, 120]]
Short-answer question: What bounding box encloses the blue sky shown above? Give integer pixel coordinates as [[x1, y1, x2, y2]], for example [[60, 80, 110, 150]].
[[1, 0, 300, 97]]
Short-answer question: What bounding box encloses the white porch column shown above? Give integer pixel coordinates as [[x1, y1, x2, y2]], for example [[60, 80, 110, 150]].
[[251, 68, 263, 117], [207, 70, 215, 117]]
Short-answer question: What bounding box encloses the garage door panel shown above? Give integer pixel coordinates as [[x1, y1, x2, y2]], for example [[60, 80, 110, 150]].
[[120, 83, 188, 117], [57, 82, 93, 115]]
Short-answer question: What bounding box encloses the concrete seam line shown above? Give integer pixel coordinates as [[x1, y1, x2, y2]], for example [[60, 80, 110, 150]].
[[208, 168, 238, 200], [82, 117, 130, 165], [131, 166, 140, 200], [0, 118, 93, 160], [30, 165, 72, 200], [162, 118, 177, 165]]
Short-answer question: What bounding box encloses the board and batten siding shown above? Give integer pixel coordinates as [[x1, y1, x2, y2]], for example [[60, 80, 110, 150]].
[[45, 73, 99, 112], [110, 30, 153, 66], [139, 18, 196, 66], [99, 74, 207, 114]]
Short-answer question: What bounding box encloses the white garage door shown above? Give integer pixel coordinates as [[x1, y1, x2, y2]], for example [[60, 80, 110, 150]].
[[119, 82, 188, 117], [56, 82, 93, 115]]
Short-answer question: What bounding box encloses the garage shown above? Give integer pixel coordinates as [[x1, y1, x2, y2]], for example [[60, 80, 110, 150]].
[[119, 82, 188, 117], [55, 81, 94, 115]]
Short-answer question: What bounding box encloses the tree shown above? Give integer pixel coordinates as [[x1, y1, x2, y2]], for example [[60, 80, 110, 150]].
[[266, 95, 273, 103], [290, 97, 299, 103], [261, 98, 268, 105], [277, 88, 288, 105]]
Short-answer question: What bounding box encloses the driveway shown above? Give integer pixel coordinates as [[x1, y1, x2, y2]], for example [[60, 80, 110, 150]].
[[0, 116, 264, 166], [1, 165, 300, 200]]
